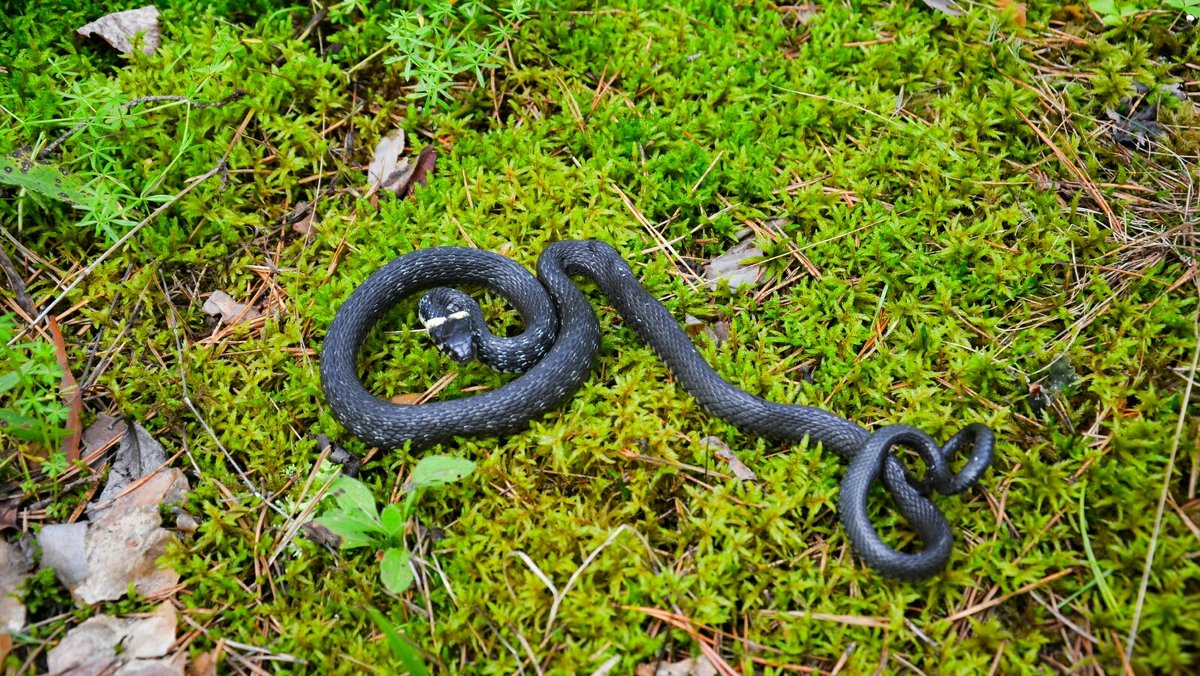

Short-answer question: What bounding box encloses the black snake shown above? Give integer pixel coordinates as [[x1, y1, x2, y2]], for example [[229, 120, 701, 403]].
[[319, 240, 995, 581]]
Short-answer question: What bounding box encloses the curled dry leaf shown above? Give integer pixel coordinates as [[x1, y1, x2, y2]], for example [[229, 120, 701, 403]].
[[367, 128, 414, 195], [38, 523, 89, 585], [38, 420, 190, 605], [81, 413, 126, 456], [47, 602, 180, 676], [704, 238, 763, 291], [920, 0, 963, 16], [187, 649, 219, 676], [88, 417, 167, 509], [0, 496, 17, 532], [635, 656, 718, 676], [76, 6, 161, 55], [683, 314, 730, 346], [1105, 105, 1166, 150], [997, 0, 1027, 26], [0, 538, 33, 635], [74, 468, 189, 604], [405, 145, 438, 196], [700, 436, 757, 481], [202, 290, 262, 324], [287, 201, 318, 236]]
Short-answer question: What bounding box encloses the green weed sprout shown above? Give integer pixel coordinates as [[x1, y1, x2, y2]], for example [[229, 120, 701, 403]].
[[0, 313, 68, 453], [383, 0, 537, 107], [1090, 0, 1200, 23], [1165, 0, 1200, 18], [367, 608, 430, 676], [313, 455, 475, 595]]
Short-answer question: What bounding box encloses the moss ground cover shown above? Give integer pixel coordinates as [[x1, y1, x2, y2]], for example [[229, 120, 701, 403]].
[[2, 0, 1198, 673]]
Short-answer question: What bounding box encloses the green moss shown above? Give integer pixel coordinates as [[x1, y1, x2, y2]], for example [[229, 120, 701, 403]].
[[2, 0, 1198, 673]]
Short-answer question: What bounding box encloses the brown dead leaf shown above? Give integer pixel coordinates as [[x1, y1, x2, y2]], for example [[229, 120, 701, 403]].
[[76, 6, 161, 55], [0, 538, 33, 635], [920, 0, 962, 16], [75, 469, 188, 604], [187, 649, 219, 676], [286, 201, 318, 236], [202, 290, 262, 324], [635, 656, 718, 676], [88, 419, 168, 509], [1052, 4, 1088, 22], [704, 239, 763, 291], [47, 602, 179, 675], [997, 0, 1027, 26], [0, 497, 17, 532], [700, 436, 757, 481], [682, 315, 730, 346], [390, 392, 425, 405], [38, 522, 89, 586], [48, 316, 83, 462], [82, 413, 126, 457], [367, 129, 411, 195], [38, 456, 189, 605], [394, 145, 438, 199]]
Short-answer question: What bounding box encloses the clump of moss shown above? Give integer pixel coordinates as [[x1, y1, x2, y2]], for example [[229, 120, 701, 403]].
[[1, 0, 1197, 673]]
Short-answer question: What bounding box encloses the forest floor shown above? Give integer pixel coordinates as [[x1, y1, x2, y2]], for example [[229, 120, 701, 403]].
[[2, 1, 1199, 673]]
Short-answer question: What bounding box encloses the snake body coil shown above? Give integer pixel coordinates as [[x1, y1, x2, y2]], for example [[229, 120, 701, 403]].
[[320, 240, 994, 581]]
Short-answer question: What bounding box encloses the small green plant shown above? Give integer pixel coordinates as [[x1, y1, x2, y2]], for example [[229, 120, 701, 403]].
[[367, 608, 430, 676], [1165, 0, 1200, 18], [0, 313, 68, 451], [313, 455, 475, 594], [1089, 0, 1149, 24], [384, 0, 538, 107], [1088, 0, 1198, 23]]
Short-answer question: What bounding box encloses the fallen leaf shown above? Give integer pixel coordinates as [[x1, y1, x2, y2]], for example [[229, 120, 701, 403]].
[[286, 201, 318, 236], [82, 413, 127, 457], [635, 656, 718, 676], [920, 0, 962, 16], [187, 650, 219, 676], [0, 496, 17, 531], [700, 436, 757, 481], [367, 128, 410, 194], [1105, 105, 1166, 150], [88, 419, 168, 509], [76, 6, 161, 56], [683, 315, 730, 346], [402, 146, 438, 196], [704, 239, 763, 291], [390, 392, 425, 405], [0, 538, 33, 634], [997, 0, 1027, 25], [48, 316, 83, 461], [73, 468, 189, 604], [778, 4, 819, 25], [321, 434, 362, 476], [1053, 4, 1088, 22], [202, 290, 262, 324], [38, 522, 89, 586], [47, 602, 179, 675]]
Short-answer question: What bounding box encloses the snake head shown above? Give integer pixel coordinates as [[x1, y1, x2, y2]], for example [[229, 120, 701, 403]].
[[418, 288, 477, 364]]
